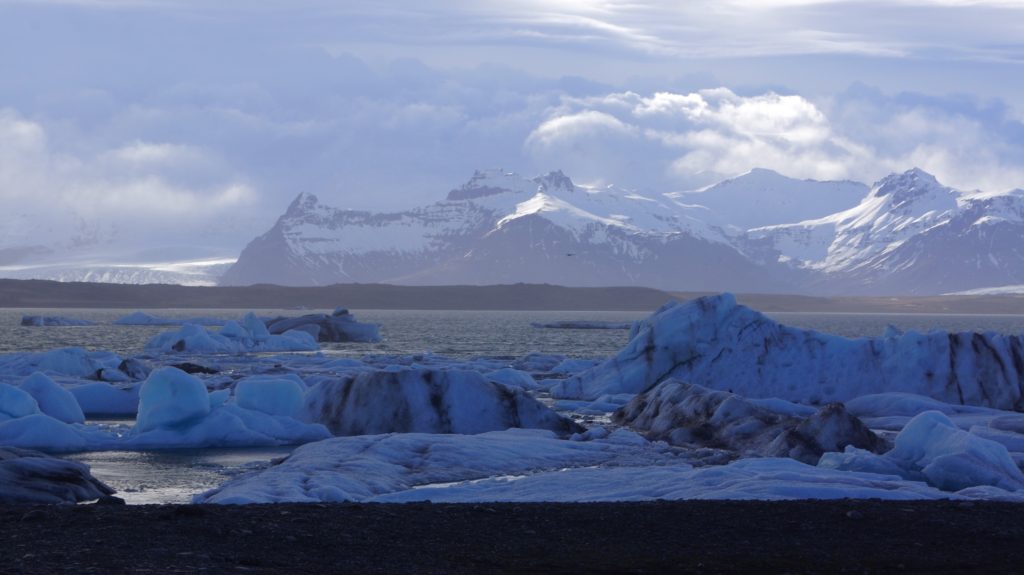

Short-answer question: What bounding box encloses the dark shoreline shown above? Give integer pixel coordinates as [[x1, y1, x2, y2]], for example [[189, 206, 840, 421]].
[[2, 500, 1022, 574], [3, 278, 1024, 314]]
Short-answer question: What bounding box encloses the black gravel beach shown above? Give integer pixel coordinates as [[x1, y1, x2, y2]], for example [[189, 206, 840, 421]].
[[2, 500, 1023, 574]]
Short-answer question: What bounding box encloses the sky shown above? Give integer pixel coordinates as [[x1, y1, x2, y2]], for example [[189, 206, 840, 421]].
[[1, 0, 1024, 262]]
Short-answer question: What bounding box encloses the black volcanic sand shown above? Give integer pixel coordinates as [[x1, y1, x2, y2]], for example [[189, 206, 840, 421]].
[[2, 500, 1022, 574]]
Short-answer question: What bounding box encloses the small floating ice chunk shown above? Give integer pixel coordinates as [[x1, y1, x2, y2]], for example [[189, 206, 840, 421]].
[[531, 321, 632, 330], [20, 315, 95, 326]]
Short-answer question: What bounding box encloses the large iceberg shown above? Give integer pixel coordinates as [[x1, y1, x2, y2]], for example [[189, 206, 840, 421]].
[[144, 313, 319, 354], [614, 381, 881, 463], [264, 308, 381, 343], [303, 368, 581, 436], [552, 294, 1024, 410], [0, 447, 114, 504]]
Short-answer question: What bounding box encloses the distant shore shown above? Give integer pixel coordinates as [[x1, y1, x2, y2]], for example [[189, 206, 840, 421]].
[[2, 278, 1024, 314]]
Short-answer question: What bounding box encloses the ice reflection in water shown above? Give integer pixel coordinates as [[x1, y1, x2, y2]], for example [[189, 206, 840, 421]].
[[69, 447, 294, 505]]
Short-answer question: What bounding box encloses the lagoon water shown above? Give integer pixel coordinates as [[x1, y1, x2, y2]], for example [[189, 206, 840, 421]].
[[5, 306, 1024, 503]]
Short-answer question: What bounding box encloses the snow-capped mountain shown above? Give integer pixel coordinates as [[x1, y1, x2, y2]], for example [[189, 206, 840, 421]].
[[670, 168, 867, 231], [753, 169, 1024, 294], [220, 169, 798, 291]]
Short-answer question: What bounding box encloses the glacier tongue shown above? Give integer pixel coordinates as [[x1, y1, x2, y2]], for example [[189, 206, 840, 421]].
[[552, 293, 1024, 409]]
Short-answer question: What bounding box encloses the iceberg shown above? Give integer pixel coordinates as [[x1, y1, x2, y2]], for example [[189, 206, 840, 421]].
[[128, 367, 329, 449], [0, 447, 114, 504], [144, 313, 319, 354], [303, 368, 581, 436], [614, 381, 881, 463], [820, 411, 1024, 493], [553, 294, 1024, 410], [264, 308, 381, 343]]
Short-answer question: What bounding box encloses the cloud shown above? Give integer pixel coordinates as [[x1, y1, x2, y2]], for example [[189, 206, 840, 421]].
[[522, 87, 1024, 191], [0, 109, 256, 256]]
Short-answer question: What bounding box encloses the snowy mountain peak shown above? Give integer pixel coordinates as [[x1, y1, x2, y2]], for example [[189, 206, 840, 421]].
[[533, 170, 575, 195], [446, 169, 537, 201], [870, 168, 947, 203], [285, 192, 320, 216]]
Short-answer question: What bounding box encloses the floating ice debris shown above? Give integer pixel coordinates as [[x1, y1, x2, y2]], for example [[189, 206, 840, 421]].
[[145, 313, 319, 354], [114, 312, 227, 326], [20, 315, 95, 327], [531, 321, 632, 330]]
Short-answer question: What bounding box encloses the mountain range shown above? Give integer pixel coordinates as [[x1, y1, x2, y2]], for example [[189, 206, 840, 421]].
[[220, 167, 1024, 295]]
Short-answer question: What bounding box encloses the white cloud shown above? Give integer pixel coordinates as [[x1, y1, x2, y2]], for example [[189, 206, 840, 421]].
[[522, 88, 1024, 192], [0, 109, 256, 255]]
